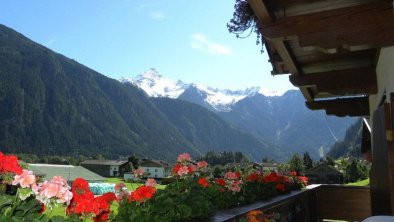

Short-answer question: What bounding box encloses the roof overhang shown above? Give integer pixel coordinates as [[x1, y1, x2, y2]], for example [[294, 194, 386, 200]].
[[248, 0, 394, 116]]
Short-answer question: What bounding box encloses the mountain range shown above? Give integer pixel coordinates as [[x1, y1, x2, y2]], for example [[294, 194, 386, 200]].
[[123, 70, 356, 159], [0, 24, 278, 161], [120, 68, 283, 112], [0, 24, 355, 161]]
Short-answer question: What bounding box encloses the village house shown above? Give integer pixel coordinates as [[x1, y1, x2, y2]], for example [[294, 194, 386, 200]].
[[80, 160, 128, 177], [304, 164, 343, 184], [124, 159, 171, 180], [261, 162, 278, 172]]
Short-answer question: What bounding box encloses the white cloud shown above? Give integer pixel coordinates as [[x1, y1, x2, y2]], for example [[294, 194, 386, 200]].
[[190, 33, 232, 56], [149, 11, 166, 20]]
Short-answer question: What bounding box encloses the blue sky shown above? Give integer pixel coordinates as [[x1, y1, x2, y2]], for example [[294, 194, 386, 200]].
[[0, 0, 295, 91]]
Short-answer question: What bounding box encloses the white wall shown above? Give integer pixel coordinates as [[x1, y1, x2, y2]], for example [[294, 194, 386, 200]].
[[369, 46, 394, 115], [141, 166, 165, 178], [109, 166, 119, 177]]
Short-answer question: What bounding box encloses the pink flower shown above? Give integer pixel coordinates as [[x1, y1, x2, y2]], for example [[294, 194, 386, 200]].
[[177, 153, 191, 162], [188, 164, 197, 174], [35, 176, 72, 205], [115, 183, 127, 192], [31, 183, 39, 194], [12, 169, 36, 188], [145, 178, 157, 187], [197, 161, 208, 168], [51, 176, 68, 186], [56, 186, 73, 205], [133, 168, 145, 178], [225, 171, 238, 180], [177, 166, 189, 176], [114, 183, 129, 201], [228, 180, 243, 193], [39, 181, 60, 198]]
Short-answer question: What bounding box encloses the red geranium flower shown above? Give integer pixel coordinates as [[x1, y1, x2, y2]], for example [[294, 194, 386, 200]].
[[263, 172, 283, 183], [246, 172, 260, 182], [275, 183, 286, 192], [235, 171, 241, 179], [198, 177, 209, 188], [172, 164, 181, 174], [94, 192, 116, 212], [39, 202, 46, 214], [93, 212, 110, 222], [101, 192, 117, 203], [215, 178, 226, 187], [129, 185, 156, 203], [298, 176, 309, 186], [68, 178, 117, 220], [72, 178, 90, 191], [0, 153, 22, 175]]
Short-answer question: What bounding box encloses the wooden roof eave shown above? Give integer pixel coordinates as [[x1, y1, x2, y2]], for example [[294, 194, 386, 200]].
[[248, 0, 314, 102], [248, 0, 392, 117], [306, 97, 370, 117], [260, 2, 394, 49]]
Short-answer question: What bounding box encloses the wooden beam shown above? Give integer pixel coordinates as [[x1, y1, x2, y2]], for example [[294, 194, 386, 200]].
[[260, 2, 394, 48], [289, 68, 377, 94], [306, 97, 370, 116], [248, 0, 314, 101], [272, 0, 379, 17], [248, 0, 272, 22]]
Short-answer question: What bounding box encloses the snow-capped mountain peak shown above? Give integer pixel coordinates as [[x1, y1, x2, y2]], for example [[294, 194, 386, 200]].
[[121, 69, 286, 111], [121, 68, 187, 98], [258, 87, 285, 97]]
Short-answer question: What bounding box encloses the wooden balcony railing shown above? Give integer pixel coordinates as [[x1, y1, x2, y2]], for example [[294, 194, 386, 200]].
[[209, 184, 371, 222]]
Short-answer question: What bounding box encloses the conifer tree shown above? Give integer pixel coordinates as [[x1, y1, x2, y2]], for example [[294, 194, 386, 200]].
[[303, 152, 313, 170]]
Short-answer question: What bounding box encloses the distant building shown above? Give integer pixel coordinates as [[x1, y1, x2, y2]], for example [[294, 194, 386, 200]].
[[124, 159, 171, 180], [28, 163, 106, 184], [80, 160, 128, 177], [304, 164, 343, 184], [261, 163, 278, 172]]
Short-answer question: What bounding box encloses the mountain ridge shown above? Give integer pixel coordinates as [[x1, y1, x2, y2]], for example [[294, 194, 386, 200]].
[[0, 24, 279, 161], [127, 69, 356, 159], [122, 68, 285, 112]]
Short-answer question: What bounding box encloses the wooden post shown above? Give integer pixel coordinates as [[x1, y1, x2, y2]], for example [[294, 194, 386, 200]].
[[370, 93, 394, 215], [389, 93, 394, 213]]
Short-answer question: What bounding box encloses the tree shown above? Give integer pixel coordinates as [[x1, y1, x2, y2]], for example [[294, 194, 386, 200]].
[[303, 152, 313, 170], [357, 160, 370, 180], [288, 153, 304, 174], [326, 156, 335, 167], [128, 154, 140, 170], [93, 154, 104, 160], [278, 163, 289, 173], [346, 159, 360, 183]]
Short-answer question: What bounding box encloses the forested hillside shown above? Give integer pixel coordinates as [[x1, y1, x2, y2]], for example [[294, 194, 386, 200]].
[[327, 119, 363, 159], [0, 24, 279, 161], [153, 98, 281, 160]]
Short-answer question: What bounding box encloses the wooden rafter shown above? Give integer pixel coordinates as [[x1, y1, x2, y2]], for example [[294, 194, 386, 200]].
[[260, 2, 394, 49], [248, 0, 314, 101], [306, 97, 370, 116], [289, 68, 377, 94]]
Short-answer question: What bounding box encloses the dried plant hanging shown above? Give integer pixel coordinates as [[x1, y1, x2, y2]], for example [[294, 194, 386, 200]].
[[227, 0, 265, 53]]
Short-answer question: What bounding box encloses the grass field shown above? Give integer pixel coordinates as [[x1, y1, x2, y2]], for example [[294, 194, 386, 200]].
[[347, 178, 369, 186], [105, 177, 166, 190]]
